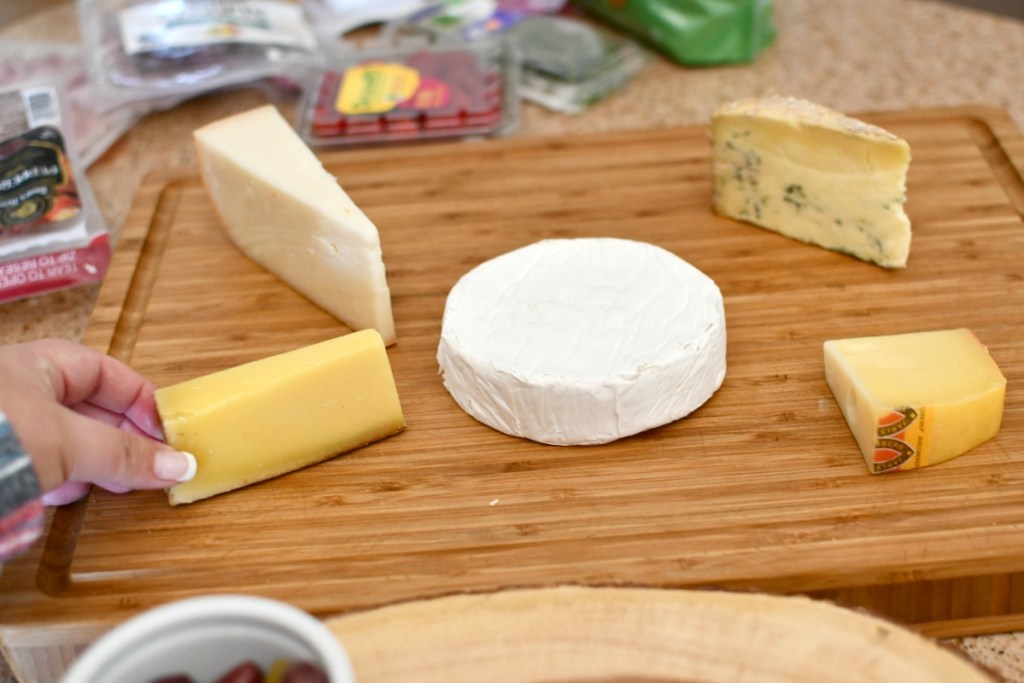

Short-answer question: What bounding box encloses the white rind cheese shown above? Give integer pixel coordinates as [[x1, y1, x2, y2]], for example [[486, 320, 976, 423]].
[[437, 238, 727, 445], [194, 105, 396, 344], [711, 95, 912, 268]]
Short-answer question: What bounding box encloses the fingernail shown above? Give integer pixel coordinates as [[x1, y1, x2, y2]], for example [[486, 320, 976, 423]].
[[41, 482, 91, 507], [155, 449, 197, 482]]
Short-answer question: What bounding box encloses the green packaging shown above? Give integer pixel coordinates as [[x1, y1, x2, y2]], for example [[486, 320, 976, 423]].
[[573, 0, 776, 66]]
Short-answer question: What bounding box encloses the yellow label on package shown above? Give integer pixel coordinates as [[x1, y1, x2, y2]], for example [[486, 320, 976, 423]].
[[872, 406, 933, 473], [336, 63, 421, 115]]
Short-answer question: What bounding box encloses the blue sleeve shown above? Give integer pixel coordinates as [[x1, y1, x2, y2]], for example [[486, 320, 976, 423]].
[[0, 411, 43, 561]]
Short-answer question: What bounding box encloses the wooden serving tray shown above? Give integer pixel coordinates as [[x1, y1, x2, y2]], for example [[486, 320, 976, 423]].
[[1, 106, 1022, 681], [325, 586, 995, 682]]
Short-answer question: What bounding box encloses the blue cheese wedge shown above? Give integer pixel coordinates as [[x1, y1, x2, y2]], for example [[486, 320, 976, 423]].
[[711, 96, 912, 268], [437, 238, 727, 445]]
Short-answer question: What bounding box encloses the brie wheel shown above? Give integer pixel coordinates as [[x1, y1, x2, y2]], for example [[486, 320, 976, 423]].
[[437, 238, 727, 445]]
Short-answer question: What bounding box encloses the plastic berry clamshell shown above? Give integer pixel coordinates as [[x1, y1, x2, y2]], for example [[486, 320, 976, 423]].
[[296, 34, 520, 148]]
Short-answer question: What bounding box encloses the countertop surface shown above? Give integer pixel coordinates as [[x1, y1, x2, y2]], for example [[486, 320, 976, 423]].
[[1, 0, 1023, 681]]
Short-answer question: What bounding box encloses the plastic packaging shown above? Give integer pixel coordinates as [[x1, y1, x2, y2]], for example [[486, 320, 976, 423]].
[[297, 35, 519, 148], [302, 0, 438, 42], [77, 0, 324, 110], [0, 80, 111, 303], [0, 41, 141, 168], [573, 0, 776, 66], [510, 15, 646, 114], [399, 0, 569, 42]]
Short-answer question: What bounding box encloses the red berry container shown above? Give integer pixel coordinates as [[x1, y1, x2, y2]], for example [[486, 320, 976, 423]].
[[297, 36, 519, 148]]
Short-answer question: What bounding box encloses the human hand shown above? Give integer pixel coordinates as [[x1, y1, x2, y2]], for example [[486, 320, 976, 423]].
[[0, 338, 195, 506]]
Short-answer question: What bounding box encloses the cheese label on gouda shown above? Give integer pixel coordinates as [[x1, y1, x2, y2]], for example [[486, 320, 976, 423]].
[[873, 406, 932, 472]]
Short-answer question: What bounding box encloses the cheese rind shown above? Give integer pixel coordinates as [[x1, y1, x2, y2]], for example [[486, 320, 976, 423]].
[[194, 105, 396, 344], [437, 238, 727, 445], [823, 328, 1005, 473], [711, 95, 912, 268], [157, 330, 405, 504]]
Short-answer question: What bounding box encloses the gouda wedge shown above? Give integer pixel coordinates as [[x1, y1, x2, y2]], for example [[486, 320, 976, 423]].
[[824, 328, 1005, 473]]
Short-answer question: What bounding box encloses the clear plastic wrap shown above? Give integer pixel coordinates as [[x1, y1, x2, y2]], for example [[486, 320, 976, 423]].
[[296, 34, 520, 148], [397, 0, 569, 42], [0, 80, 111, 303], [301, 0, 437, 43], [509, 16, 647, 114], [0, 41, 141, 168], [78, 0, 324, 109]]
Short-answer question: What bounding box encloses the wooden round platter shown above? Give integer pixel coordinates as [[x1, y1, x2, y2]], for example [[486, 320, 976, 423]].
[[325, 585, 995, 682]]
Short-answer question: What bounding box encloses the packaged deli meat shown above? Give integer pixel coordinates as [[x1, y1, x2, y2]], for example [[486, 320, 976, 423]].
[[0, 80, 111, 303]]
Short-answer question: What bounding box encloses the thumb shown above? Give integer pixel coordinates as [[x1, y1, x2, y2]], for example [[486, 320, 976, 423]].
[[55, 408, 196, 492]]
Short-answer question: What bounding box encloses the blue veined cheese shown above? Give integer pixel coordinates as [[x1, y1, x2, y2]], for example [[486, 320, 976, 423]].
[[711, 96, 912, 268], [437, 238, 727, 446]]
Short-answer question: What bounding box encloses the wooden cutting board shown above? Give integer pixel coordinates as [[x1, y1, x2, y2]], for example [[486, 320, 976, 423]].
[[325, 586, 996, 682], [1, 105, 1022, 681]]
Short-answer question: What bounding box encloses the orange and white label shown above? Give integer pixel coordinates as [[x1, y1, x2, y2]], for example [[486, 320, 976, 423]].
[[872, 406, 931, 473]]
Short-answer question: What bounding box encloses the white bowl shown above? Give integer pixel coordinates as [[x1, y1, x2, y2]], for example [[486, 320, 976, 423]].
[[61, 594, 354, 683]]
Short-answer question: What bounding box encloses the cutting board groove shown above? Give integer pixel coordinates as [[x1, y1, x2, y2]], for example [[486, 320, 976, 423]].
[[1, 106, 1023, 682]]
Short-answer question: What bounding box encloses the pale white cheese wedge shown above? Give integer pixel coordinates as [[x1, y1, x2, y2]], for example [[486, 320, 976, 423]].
[[824, 328, 1006, 473], [194, 105, 396, 344], [711, 95, 912, 268], [437, 238, 727, 445]]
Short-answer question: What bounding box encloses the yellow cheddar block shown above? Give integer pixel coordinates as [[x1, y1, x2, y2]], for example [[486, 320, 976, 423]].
[[157, 330, 405, 504], [824, 328, 1006, 473]]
